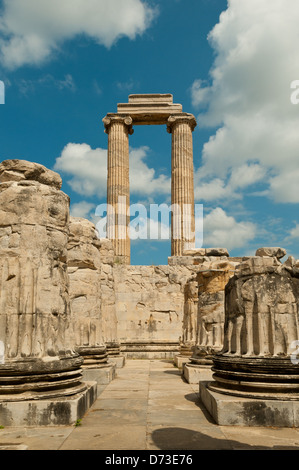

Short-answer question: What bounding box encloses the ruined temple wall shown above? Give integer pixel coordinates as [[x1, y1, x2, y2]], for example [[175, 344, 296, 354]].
[[114, 265, 193, 340], [112, 254, 241, 357], [113, 264, 199, 356]]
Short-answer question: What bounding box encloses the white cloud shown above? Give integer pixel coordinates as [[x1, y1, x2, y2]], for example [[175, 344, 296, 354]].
[[287, 224, 299, 241], [54, 143, 170, 200], [203, 207, 256, 251], [268, 168, 299, 204], [70, 201, 96, 219], [17, 74, 76, 95], [129, 147, 171, 196], [54, 143, 108, 199], [0, 0, 157, 69], [129, 215, 171, 241], [194, 163, 267, 203], [192, 0, 299, 204]]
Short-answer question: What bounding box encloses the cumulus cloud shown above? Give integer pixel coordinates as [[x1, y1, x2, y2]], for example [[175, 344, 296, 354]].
[[129, 147, 171, 196], [70, 201, 96, 219], [286, 224, 299, 241], [192, 0, 299, 204], [203, 207, 256, 251], [54, 143, 171, 200], [194, 162, 267, 203], [0, 0, 157, 69], [54, 143, 108, 198]]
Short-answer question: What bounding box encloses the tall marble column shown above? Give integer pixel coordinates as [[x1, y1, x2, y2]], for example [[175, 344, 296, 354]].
[[167, 114, 197, 257], [103, 114, 134, 265]]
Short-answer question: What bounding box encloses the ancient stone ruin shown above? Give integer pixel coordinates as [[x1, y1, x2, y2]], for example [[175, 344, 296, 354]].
[[67, 217, 116, 386], [0, 94, 299, 429], [183, 257, 238, 383], [200, 249, 299, 427], [103, 94, 197, 262], [0, 160, 96, 426]]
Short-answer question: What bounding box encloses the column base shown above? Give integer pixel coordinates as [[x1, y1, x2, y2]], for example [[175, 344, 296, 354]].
[[173, 355, 191, 369], [0, 381, 97, 427], [108, 356, 126, 369], [82, 363, 116, 386], [183, 363, 213, 384], [200, 381, 299, 427]]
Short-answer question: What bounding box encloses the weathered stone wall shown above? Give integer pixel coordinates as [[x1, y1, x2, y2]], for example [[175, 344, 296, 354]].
[[113, 253, 239, 358], [113, 264, 198, 357]]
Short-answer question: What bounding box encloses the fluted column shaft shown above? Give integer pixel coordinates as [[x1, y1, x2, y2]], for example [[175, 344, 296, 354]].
[[168, 114, 197, 256], [103, 115, 133, 265]]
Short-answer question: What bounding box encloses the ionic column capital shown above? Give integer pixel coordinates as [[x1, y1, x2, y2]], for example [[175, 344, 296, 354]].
[[167, 113, 197, 134], [103, 114, 134, 135]]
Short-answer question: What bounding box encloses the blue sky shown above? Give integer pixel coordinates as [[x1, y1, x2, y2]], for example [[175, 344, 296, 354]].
[[0, 0, 299, 265]]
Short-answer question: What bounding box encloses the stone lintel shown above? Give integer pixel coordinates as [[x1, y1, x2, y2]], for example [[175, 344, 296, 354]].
[[106, 95, 197, 127], [116, 103, 183, 126], [128, 94, 174, 104]]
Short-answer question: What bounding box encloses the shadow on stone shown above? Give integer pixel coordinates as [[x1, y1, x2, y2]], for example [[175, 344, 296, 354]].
[[162, 370, 182, 376], [150, 427, 299, 450], [184, 392, 199, 403]]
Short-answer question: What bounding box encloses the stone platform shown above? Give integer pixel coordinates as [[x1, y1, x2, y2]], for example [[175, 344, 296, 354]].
[[183, 363, 213, 384], [82, 364, 116, 387], [200, 381, 299, 427], [1, 361, 299, 450], [0, 381, 97, 427], [108, 355, 126, 369], [173, 355, 191, 369]]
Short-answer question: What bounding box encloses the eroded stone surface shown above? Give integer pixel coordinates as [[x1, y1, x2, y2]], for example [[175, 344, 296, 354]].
[[0, 160, 85, 400], [255, 247, 287, 259], [209, 253, 299, 400], [192, 259, 237, 362], [68, 217, 108, 367], [0, 159, 62, 189]]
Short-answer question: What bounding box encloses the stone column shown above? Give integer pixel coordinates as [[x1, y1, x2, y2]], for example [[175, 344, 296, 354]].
[[98, 238, 126, 368], [67, 217, 116, 384], [0, 160, 96, 426], [103, 114, 134, 265], [200, 249, 299, 427], [183, 259, 237, 383], [167, 114, 197, 257]]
